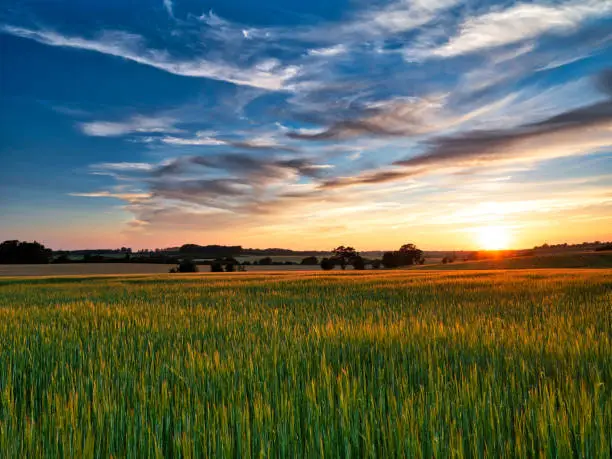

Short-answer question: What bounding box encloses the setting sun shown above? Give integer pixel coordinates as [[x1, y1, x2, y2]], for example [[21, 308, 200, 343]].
[[477, 226, 512, 250]]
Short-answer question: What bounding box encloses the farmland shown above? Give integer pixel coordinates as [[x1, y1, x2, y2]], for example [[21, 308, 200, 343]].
[[0, 270, 610, 457]]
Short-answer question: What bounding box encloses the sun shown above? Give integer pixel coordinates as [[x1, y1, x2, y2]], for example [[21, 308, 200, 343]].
[[477, 226, 511, 250]]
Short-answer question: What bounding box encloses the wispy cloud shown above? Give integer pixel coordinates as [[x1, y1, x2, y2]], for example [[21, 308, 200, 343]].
[[394, 76, 612, 170], [159, 132, 298, 151], [160, 135, 225, 146], [163, 0, 174, 18], [199, 0, 459, 45], [319, 168, 426, 189], [80, 115, 182, 136], [152, 153, 333, 181], [429, 0, 612, 58], [91, 162, 156, 172], [69, 191, 151, 201], [1, 25, 300, 90], [288, 97, 444, 140], [307, 45, 347, 57]]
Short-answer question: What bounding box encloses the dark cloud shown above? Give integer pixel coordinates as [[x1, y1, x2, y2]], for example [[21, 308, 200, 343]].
[[153, 153, 332, 180], [226, 139, 298, 152], [394, 71, 612, 169], [127, 151, 336, 216], [153, 178, 248, 197], [287, 98, 437, 140], [150, 178, 250, 208], [319, 168, 424, 189]]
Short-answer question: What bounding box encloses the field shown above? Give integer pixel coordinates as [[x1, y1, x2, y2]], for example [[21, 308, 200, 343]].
[[425, 252, 612, 271], [0, 270, 610, 457]]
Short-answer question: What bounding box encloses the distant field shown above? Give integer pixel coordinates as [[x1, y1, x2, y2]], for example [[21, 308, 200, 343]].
[[425, 251, 612, 270], [0, 263, 323, 277], [2, 251, 610, 277], [1, 270, 610, 457], [0, 263, 177, 277]]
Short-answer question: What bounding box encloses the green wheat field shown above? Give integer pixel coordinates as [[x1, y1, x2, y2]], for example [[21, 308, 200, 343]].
[[1, 270, 610, 457]]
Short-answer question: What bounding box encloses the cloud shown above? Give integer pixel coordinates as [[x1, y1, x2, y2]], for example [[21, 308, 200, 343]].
[[1, 25, 300, 90], [287, 97, 443, 140], [295, 0, 459, 43], [152, 179, 250, 204], [153, 154, 333, 181], [69, 191, 151, 201], [163, 0, 174, 18], [308, 45, 347, 57], [352, 0, 455, 34], [160, 135, 225, 146], [91, 162, 156, 171], [430, 0, 612, 58], [160, 133, 299, 151], [80, 115, 182, 136], [394, 76, 612, 170], [199, 1, 458, 45], [80, 151, 337, 222], [319, 168, 425, 189]]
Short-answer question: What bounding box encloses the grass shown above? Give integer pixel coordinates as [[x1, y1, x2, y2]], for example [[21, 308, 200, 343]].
[[0, 270, 610, 457]]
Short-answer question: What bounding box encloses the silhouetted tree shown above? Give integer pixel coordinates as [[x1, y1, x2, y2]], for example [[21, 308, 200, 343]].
[[397, 243, 424, 266], [210, 262, 224, 272], [382, 251, 399, 268], [381, 244, 424, 268], [332, 246, 358, 270], [180, 244, 242, 257], [351, 255, 366, 270], [320, 258, 335, 270], [259, 257, 273, 265], [371, 259, 382, 269], [300, 256, 319, 265], [0, 240, 52, 264], [177, 258, 198, 273], [225, 263, 236, 272]]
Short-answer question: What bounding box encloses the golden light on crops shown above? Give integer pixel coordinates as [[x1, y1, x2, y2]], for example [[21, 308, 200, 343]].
[[477, 225, 511, 250]]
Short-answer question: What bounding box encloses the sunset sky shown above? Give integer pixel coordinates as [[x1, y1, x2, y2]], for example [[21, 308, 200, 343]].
[[1, 0, 611, 251]]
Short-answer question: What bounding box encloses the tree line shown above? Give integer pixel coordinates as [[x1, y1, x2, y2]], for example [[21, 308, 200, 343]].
[[0, 239, 425, 270], [317, 244, 425, 271]]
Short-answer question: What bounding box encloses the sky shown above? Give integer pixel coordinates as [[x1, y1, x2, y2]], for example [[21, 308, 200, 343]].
[[0, 0, 611, 251]]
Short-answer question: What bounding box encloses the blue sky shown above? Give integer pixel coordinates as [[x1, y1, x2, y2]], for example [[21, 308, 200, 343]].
[[1, 0, 611, 250]]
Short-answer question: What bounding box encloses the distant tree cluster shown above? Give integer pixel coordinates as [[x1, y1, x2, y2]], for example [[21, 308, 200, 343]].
[[320, 258, 335, 270], [381, 244, 425, 268], [320, 244, 424, 270], [534, 241, 611, 250], [332, 246, 358, 270], [441, 253, 456, 264], [178, 259, 199, 273], [300, 256, 319, 265], [243, 247, 328, 256], [210, 258, 240, 272], [0, 240, 52, 264], [179, 244, 242, 258]]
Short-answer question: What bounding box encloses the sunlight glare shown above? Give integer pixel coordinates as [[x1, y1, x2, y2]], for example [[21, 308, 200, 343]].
[[477, 226, 511, 250]]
